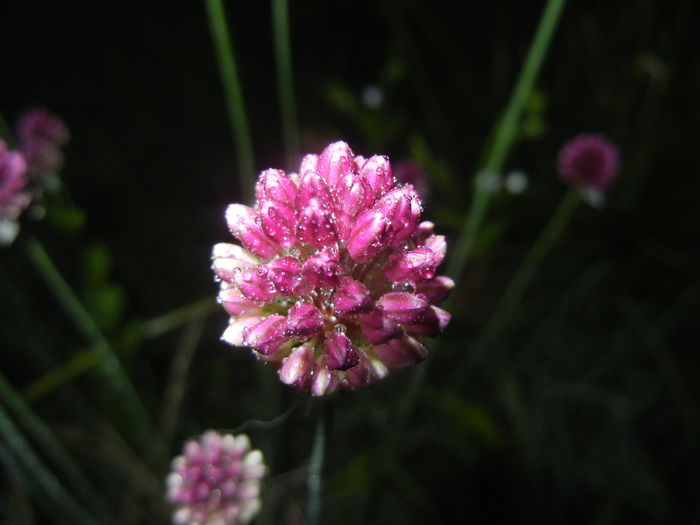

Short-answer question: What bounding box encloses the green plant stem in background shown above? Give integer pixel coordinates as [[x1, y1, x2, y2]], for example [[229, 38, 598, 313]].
[[142, 297, 216, 339], [447, 188, 580, 390], [307, 409, 326, 525], [23, 236, 162, 454], [0, 372, 109, 517], [446, 0, 568, 281], [0, 405, 98, 525], [0, 110, 14, 146], [271, 0, 299, 165], [206, 0, 256, 201]]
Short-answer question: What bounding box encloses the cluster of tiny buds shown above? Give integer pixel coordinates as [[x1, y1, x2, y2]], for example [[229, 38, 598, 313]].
[[212, 141, 452, 395], [166, 431, 265, 525]]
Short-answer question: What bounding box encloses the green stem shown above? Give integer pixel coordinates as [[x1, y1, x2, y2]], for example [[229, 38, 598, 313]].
[[0, 110, 14, 146], [205, 0, 255, 201], [307, 408, 326, 525], [446, 0, 568, 280], [0, 372, 109, 517], [23, 236, 162, 453], [447, 188, 580, 390], [0, 405, 98, 525], [142, 297, 216, 339], [271, 0, 299, 165]]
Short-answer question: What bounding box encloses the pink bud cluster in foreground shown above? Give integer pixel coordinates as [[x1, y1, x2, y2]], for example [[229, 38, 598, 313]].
[[16, 108, 70, 176], [166, 431, 265, 525], [557, 133, 619, 191], [213, 141, 453, 395], [0, 139, 30, 220]]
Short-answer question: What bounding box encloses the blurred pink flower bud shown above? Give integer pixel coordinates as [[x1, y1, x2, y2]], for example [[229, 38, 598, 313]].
[[16, 108, 69, 176], [166, 431, 265, 525], [557, 133, 620, 191]]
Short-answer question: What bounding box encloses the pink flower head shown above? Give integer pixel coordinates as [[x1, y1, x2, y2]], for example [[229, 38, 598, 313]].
[[557, 133, 620, 191], [166, 431, 265, 525], [0, 140, 31, 220], [213, 141, 453, 395], [16, 108, 70, 176]]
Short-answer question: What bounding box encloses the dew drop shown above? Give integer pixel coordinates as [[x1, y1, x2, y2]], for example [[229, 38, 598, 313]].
[[334, 324, 346, 333]]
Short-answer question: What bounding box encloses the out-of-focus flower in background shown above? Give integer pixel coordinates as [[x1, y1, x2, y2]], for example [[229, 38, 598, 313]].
[[16, 107, 70, 179], [393, 159, 430, 201], [557, 133, 619, 192], [0, 139, 31, 245], [212, 141, 452, 395], [166, 431, 265, 525]]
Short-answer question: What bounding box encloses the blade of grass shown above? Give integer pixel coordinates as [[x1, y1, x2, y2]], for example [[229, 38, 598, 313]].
[[447, 188, 579, 390], [0, 371, 110, 517], [205, 0, 255, 200], [446, 0, 568, 280], [271, 0, 299, 165], [22, 351, 98, 402], [142, 297, 216, 339], [23, 236, 162, 454], [160, 320, 204, 443], [0, 405, 98, 525], [307, 407, 326, 525], [0, 110, 14, 146]]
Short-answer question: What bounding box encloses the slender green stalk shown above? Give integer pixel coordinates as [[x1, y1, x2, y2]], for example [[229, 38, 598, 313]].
[[0, 405, 97, 525], [271, 0, 299, 165], [160, 320, 203, 443], [205, 0, 255, 200], [23, 236, 161, 452], [307, 409, 326, 525], [447, 188, 580, 390], [0, 110, 14, 146], [23, 351, 97, 401], [446, 0, 568, 280], [0, 372, 109, 517], [142, 297, 216, 339]]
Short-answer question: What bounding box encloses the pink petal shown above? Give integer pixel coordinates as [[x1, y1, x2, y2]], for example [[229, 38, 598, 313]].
[[255, 168, 297, 205], [284, 302, 324, 339], [234, 268, 277, 302], [218, 285, 261, 316], [333, 277, 372, 317], [373, 335, 428, 369], [346, 209, 390, 263], [359, 155, 393, 203], [323, 331, 360, 371], [384, 248, 437, 283], [377, 292, 429, 324], [258, 199, 297, 249], [316, 141, 355, 189], [415, 275, 455, 303], [359, 308, 402, 344], [221, 314, 267, 346], [405, 306, 451, 337], [243, 315, 288, 355], [225, 204, 279, 259], [279, 343, 315, 385], [302, 247, 342, 288], [257, 256, 309, 296], [296, 198, 338, 248]]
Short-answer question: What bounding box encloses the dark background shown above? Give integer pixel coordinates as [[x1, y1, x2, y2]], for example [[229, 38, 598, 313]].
[[1, 1, 700, 524]]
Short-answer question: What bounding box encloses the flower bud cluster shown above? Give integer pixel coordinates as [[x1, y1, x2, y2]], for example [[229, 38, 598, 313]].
[[166, 431, 265, 525], [213, 141, 453, 395]]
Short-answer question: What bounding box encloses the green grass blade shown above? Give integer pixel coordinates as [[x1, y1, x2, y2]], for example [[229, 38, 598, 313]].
[[271, 0, 299, 165], [23, 236, 162, 454], [0, 371, 110, 516], [0, 405, 98, 525], [446, 0, 568, 280], [205, 0, 256, 200]]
